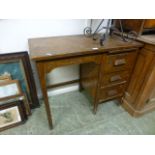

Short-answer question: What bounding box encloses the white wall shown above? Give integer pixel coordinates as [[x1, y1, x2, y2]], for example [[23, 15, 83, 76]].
[[0, 19, 87, 52], [0, 19, 108, 96], [0, 19, 87, 95]]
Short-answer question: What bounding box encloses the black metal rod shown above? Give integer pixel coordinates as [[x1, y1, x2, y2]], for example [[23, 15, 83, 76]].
[[119, 19, 126, 42], [92, 19, 105, 37]]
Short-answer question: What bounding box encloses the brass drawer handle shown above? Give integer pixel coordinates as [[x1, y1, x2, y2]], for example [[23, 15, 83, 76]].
[[107, 90, 118, 96], [114, 59, 126, 66], [110, 75, 122, 82]]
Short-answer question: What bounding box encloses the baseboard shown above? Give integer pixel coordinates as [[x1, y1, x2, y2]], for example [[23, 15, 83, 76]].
[[47, 83, 79, 96], [37, 83, 79, 100], [121, 98, 140, 117]]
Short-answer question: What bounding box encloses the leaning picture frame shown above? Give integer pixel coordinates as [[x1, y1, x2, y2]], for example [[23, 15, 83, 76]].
[[0, 79, 31, 116], [0, 80, 23, 101], [0, 100, 27, 132], [0, 52, 39, 108], [0, 94, 31, 116]]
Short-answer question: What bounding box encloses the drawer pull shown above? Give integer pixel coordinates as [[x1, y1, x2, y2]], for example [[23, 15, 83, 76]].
[[107, 90, 117, 96], [110, 75, 122, 82], [114, 59, 126, 66]]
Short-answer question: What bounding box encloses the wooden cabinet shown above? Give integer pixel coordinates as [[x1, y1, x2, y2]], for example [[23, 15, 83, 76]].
[[145, 88, 155, 108], [122, 44, 155, 116], [144, 20, 155, 29], [115, 19, 155, 35]]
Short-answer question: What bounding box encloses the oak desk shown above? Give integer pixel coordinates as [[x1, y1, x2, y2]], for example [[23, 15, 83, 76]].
[[29, 35, 142, 129]]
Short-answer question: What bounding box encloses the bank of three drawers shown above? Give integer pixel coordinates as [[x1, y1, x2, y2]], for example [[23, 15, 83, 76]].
[[98, 49, 138, 102]]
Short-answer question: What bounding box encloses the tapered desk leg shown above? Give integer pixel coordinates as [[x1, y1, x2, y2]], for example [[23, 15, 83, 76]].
[[79, 64, 84, 92], [93, 76, 100, 114], [93, 99, 98, 114], [41, 86, 53, 129], [36, 62, 53, 129]]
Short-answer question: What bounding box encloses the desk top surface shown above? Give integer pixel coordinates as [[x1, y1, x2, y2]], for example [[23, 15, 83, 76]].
[[28, 35, 143, 61]]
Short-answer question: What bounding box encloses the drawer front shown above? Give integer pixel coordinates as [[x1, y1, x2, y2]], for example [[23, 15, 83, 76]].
[[99, 84, 126, 102], [102, 51, 137, 73], [101, 71, 130, 88]]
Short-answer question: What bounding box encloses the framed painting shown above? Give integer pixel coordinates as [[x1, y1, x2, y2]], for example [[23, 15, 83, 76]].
[[0, 80, 23, 101], [0, 79, 31, 116], [0, 95, 31, 116], [0, 100, 27, 132], [0, 51, 39, 108]]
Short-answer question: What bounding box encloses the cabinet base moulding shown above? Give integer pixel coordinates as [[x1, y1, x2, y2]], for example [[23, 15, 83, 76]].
[[122, 97, 155, 117]]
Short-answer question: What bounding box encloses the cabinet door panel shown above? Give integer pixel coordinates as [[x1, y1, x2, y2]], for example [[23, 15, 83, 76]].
[[125, 48, 155, 108], [137, 61, 155, 109]]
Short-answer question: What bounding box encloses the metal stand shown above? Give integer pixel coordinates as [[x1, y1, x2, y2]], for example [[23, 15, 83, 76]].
[[83, 19, 138, 46]]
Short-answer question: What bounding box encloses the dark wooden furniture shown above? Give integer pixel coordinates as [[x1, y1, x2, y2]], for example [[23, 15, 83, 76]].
[[122, 36, 155, 116], [28, 35, 142, 129], [115, 19, 155, 35]]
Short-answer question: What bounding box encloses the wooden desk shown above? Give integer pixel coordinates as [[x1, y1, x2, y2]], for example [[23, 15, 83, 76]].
[[28, 35, 142, 129]]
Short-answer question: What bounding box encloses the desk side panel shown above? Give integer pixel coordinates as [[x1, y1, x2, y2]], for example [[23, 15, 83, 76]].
[[80, 62, 100, 102]]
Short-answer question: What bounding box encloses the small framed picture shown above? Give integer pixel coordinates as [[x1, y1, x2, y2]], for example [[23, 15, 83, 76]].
[[0, 80, 23, 102], [0, 94, 31, 116], [0, 100, 27, 132]]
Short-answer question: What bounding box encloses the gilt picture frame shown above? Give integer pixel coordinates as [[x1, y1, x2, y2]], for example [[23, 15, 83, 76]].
[[0, 52, 39, 108]]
